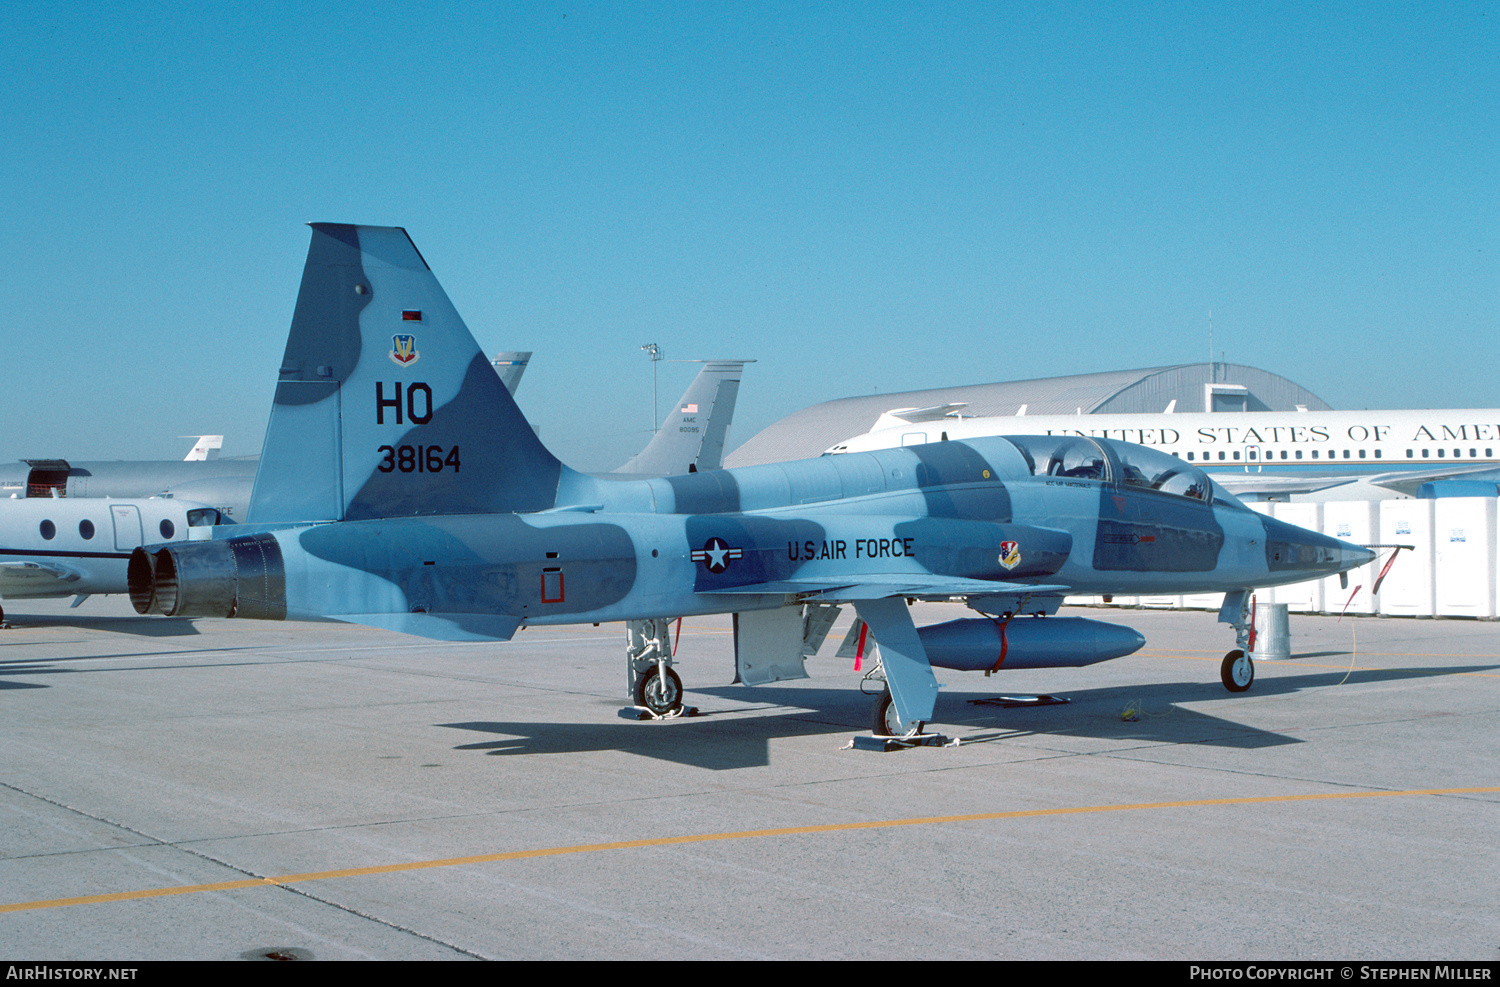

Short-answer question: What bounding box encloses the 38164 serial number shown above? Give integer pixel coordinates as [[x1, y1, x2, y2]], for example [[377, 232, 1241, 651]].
[[377, 445, 461, 473]]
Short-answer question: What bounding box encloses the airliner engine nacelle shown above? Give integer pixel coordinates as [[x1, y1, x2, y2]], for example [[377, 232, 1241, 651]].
[[917, 616, 1146, 671], [129, 534, 286, 620]]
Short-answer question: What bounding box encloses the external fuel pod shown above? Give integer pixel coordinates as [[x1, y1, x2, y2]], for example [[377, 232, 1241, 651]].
[[917, 616, 1146, 671]]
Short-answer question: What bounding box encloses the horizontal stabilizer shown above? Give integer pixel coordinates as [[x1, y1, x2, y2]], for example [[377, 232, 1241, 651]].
[[871, 404, 968, 430]]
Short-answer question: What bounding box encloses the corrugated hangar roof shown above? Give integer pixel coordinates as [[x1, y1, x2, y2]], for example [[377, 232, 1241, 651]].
[[725, 363, 1332, 467]]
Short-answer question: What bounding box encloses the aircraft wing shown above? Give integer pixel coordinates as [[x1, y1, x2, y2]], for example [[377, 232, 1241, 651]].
[[1211, 474, 1357, 497], [1366, 465, 1500, 497], [1214, 464, 1500, 500], [699, 574, 1069, 601], [0, 560, 84, 593]]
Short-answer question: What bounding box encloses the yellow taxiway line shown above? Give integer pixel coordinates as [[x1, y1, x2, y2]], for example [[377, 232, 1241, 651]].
[[4, 785, 1497, 916]]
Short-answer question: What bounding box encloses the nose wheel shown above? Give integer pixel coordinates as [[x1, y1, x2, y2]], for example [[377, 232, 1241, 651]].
[[1221, 649, 1254, 692]]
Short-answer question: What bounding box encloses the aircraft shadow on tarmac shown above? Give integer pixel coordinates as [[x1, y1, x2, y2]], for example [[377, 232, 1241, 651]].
[[0, 613, 205, 689], [437, 662, 1497, 769], [440, 688, 869, 770]]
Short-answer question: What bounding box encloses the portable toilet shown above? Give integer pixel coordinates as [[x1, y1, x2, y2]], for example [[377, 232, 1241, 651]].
[[1376, 499, 1436, 617], [1432, 497, 1497, 618], [1321, 500, 1379, 615]]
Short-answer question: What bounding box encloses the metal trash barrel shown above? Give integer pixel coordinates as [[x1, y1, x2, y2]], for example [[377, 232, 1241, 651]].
[[1250, 602, 1291, 660]]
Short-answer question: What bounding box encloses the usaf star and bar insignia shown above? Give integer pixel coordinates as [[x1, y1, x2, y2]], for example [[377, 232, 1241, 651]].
[[691, 538, 742, 573]]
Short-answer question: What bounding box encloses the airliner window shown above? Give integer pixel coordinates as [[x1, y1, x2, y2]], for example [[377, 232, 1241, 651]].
[[1113, 444, 1211, 502]]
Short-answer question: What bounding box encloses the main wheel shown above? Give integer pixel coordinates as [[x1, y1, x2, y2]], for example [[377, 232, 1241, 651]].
[[633, 665, 683, 716], [870, 689, 922, 737], [1221, 649, 1254, 692]]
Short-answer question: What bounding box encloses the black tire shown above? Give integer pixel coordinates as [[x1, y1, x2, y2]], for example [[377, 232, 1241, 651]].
[[871, 688, 922, 737], [1221, 649, 1254, 692], [633, 665, 683, 716]]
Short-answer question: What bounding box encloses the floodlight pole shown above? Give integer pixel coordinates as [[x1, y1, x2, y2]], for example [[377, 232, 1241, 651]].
[[641, 343, 663, 433]]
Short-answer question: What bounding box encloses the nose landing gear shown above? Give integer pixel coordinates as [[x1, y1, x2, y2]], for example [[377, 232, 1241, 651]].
[[1220, 649, 1254, 692]]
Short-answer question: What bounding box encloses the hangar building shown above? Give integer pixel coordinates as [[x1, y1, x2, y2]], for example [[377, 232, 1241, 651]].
[[725, 362, 1331, 467]]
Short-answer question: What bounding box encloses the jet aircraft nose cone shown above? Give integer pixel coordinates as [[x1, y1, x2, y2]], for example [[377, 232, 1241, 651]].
[[1261, 516, 1378, 578], [1342, 542, 1378, 570]]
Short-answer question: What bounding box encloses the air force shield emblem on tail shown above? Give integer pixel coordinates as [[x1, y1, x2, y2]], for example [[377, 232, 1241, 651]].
[[390, 334, 420, 365]]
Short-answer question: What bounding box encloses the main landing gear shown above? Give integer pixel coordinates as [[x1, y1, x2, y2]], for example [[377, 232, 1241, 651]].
[[870, 687, 924, 738], [634, 664, 684, 717], [625, 618, 693, 719], [854, 684, 945, 750]]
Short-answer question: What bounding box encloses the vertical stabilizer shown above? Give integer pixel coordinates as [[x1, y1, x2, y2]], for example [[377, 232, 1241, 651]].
[[613, 360, 749, 476], [182, 436, 223, 461], [248, 224, 564, 523], [492, 351, 532, 395]]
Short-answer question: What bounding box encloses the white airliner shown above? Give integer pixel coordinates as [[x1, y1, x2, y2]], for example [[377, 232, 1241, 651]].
[[825, 407, 1500, 498]]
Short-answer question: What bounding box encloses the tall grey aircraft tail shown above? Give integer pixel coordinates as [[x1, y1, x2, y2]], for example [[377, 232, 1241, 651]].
[[613, 360, 750, 476], [247, 224, 566, 524]]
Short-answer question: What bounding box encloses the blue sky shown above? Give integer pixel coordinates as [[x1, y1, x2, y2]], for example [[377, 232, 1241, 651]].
[[4, 1, 1494, 471]]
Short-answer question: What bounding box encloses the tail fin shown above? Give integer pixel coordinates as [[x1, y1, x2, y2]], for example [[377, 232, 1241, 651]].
[[181, 435, 223, 461], [613, 360, 750, 476], [247, 224, 564, 523], [491, 351, 532, 395]]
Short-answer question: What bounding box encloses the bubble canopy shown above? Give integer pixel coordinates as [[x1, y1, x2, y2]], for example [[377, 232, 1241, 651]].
[[999, 435, 1218, 504]]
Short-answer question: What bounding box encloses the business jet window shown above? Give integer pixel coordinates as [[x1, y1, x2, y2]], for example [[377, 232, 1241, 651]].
[[79, 520, 95, 540], [160, 519, 175, 539], [1111, 443, 1211, 502], [39, 520, 56, 541]]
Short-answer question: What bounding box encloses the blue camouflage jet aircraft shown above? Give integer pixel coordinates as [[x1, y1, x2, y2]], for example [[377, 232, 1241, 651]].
[[128, 224, 1376, 737]]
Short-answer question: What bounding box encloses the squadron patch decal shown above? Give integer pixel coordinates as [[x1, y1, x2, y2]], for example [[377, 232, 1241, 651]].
[[999, 540, 1021, 570]]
